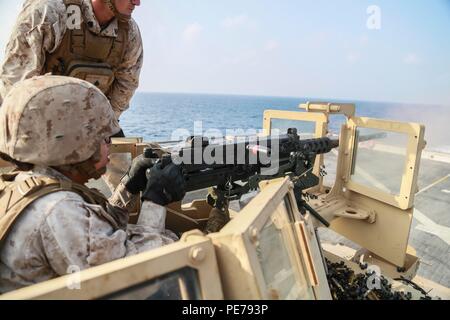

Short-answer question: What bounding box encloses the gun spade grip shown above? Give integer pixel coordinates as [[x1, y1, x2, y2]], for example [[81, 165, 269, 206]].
[[144, 147, 157, 159], [160, 155, 172, 169]]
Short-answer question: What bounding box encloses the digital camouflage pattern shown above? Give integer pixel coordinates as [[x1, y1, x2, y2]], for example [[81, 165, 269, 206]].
[[0, 166, 177, 293], [0, 75, 176, 293], [0, 75, 120, 166], [0, 0, 143, 119]]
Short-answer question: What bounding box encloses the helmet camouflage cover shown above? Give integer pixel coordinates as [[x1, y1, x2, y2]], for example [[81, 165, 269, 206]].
[[0, 75, 120, 166]]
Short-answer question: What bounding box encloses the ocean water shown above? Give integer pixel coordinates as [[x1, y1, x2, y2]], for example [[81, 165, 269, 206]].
[[121, 92, 450, 152]]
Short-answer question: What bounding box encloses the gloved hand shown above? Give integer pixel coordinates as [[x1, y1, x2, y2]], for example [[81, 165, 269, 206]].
[[141, 161, 186, 206], [122, 154, 155, 194], [204, 208, 230, 234]]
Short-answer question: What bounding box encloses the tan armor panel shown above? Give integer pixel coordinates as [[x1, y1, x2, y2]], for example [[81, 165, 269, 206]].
[[263, 102, 426, 267], [0, 230, 223, 300]]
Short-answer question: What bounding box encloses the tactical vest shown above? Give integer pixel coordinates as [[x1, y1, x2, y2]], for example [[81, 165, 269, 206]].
[[0, 172, 116, 242], [44, 0, 129, 94]]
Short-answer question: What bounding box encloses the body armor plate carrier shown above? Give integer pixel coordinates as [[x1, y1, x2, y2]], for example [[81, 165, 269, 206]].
[[44, 0, 129, 94], [0, 171, 114, 242]]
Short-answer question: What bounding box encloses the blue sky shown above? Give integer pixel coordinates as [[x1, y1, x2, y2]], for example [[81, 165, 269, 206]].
[[0, 0, 449, 104]]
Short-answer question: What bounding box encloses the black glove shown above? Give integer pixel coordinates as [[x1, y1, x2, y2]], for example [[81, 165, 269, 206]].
[[123, 154, 155, 194], [111, 129, 126, 138], [141, 162, 186, 206]]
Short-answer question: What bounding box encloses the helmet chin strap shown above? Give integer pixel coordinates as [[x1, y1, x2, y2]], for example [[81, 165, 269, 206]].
[[53, 148, 107, 183], [103, 0, 131, 22]]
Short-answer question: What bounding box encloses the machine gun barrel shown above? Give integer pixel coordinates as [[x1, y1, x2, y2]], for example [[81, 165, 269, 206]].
[[176, 133, 339, 169], [291, 136, 339, 155]]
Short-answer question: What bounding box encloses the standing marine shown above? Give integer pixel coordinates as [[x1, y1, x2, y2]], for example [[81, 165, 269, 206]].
[[0, 0, 144, 191], [0, 76, 185, 293]]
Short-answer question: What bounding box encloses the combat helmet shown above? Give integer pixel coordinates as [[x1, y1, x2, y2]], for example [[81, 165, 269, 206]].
[[0, 75, 120, 168]]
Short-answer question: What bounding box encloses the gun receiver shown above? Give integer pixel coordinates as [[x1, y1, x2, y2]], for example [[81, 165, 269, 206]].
[[145, 128, 339, 229]]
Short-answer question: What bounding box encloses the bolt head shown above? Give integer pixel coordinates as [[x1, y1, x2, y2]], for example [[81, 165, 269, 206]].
[[189, 247, 206, 263], [249, 227, 259, 244]]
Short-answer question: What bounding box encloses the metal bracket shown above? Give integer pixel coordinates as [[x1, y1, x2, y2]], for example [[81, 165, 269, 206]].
[[300, 102, 356, 119], [333, 207, 376, 224]]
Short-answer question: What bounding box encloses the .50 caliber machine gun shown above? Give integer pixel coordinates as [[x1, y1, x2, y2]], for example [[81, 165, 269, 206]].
[[143, 128, 339, 229]]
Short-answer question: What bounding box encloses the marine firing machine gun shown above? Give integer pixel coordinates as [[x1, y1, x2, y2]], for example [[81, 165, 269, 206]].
[[143, 128, 339, 231]]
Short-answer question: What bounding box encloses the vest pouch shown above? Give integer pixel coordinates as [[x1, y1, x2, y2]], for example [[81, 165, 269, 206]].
[[66, 60, 115, 93]]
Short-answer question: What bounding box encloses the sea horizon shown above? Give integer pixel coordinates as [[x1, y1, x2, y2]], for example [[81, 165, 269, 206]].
[[133, 91, 449, 109], [122, 92, 450, 153]]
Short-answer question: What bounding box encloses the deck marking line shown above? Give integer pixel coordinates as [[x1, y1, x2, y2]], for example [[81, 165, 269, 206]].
[[413, 208, 450, 246], [417, 174, 449, 195]]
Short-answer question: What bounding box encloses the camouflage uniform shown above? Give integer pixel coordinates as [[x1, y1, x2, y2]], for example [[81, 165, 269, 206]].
[[0, 0, 143, 119], [0, 168, 176, 293], [0, 0, 144, 192], [0, 76, 176, 294]]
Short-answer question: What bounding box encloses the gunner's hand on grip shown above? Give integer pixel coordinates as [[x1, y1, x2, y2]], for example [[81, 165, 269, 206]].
[[141, 161, 186, 206], [122, 154, 155, 194]]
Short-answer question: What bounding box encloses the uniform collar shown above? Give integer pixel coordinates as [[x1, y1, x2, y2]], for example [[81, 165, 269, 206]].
[[80, 0, 119, 37], [15, 166, 72, 183]]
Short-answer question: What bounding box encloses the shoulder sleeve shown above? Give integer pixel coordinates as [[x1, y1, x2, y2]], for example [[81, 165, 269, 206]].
[[107, 19, 144, 119]]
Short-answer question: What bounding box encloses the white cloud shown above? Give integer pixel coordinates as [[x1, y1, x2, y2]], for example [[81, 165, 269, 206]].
[[221, 14, 249, 30], [183, 23, 202, 42], [264, 40, 279, 52], [404, 53, 420, 65]]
